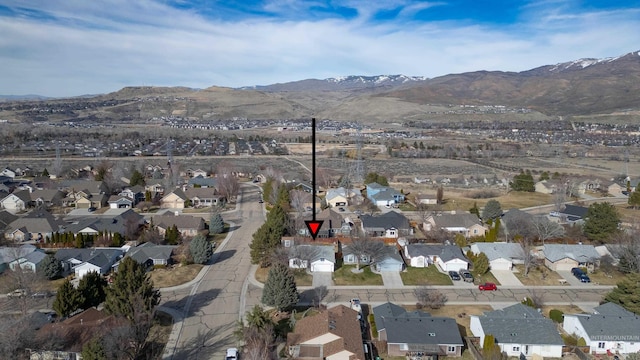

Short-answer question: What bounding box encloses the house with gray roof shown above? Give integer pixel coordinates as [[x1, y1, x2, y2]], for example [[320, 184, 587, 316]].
[[470, 303, 564, 358], [65, 210, 145, 238], [563, 302, 640, 355], [374, 245, 405, 273], [542, 244, 601, 271], [5, 209, 66, 242], [184, 187, 224, 208], [30, 189, 66, 208], [126, 242, 175, 268], [0, 244, 40, 273], [152, 213, 205, 238], [0, 190, 31, 213], [7, 247, 48, 274], [55, 248, 124, 279], [423, 212, 487, 239], [366, 182, 405, 207], [187, 175, 218, 188], [288, 244, 336, 272], [299, 208, 350, 238], [470, 242, 525, 271], [373, 302, 463, 357], [360, 211, 412, 239], [403, 244, 469, 272]]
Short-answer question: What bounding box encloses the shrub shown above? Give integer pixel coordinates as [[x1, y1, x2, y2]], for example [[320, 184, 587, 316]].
[[577, 337, 587, 346], [549, 309, 564, 323], [368, 314, 377, 338]]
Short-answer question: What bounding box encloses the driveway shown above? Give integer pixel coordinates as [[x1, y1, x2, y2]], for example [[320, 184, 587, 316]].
[[557, 270, 586, 286], [491, 270, 524, 287], [312, 272, 334, 288], [380, 271, 404, 288]]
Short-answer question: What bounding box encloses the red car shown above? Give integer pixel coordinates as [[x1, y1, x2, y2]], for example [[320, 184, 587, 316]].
[[478, 282, 497, 291]]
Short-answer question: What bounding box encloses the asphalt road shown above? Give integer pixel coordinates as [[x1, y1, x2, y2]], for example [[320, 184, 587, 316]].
[[160, 182, 265, 360]]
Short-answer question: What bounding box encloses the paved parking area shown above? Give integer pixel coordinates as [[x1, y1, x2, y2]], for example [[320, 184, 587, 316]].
[[380, 271, 404, 288], [312, 272, 334, 287], [491, 270, 524, 287]]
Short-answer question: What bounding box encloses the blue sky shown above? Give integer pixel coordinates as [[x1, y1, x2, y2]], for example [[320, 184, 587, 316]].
[[1, 0, 639, 97]]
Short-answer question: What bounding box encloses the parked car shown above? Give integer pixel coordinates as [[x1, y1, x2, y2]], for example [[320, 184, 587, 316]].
[[7, 289, 27, 298], [31, 291, 52, 299], [449, 271, 461, 281], [459, 269, 474, 283], [225, 348, 239, 360], [571, 267, 591, 283], [478, 282, 498, 291], [350, 298, 362, 314]]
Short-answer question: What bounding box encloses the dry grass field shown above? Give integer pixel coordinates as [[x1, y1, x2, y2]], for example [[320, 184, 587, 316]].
[[513, 265, 565, 286], [149, 264, 203, 288]]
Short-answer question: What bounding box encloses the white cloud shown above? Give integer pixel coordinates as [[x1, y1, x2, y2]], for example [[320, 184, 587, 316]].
[[0, 1, 639, 96]]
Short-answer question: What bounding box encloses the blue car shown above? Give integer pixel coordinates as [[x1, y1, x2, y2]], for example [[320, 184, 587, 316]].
[[571, 267, 591, 283]]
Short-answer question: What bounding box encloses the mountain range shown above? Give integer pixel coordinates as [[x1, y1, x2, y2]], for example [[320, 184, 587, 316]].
[[2, 50, 639, 124]]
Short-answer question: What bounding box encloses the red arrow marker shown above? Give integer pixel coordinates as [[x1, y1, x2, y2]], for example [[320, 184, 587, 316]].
[[305, 220, 324, 239]]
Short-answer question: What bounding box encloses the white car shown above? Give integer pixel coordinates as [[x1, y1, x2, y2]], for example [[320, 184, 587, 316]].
[[7, 289, 27, 298], [226, 348, 239, 360]]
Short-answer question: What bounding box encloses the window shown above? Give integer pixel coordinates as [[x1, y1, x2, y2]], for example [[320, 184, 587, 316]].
[[447, 346, 456, 353], [512, 346, 520, 352], [598, 342, 605, 349], [399, 344, 408, 351], [428, 333, 436, 337]]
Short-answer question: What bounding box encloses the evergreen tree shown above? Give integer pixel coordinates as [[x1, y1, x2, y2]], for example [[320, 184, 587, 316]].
[[41, 253, 63, 280], [473, 252, 490, 275], [364, 172, 388, 186], [41, 168, 50, 177], [628, 188, 640, 209], [104, 257, 160, 321], [250, 203, 288, 266], [262, 178, 275, 205], [81, 337, 107, 360], [165, 225, 181, 245], [210, 212, 224, 235], [130, 169, 146, 186], [77, 271, 108, 310], [469, 202, 480, 218], [482, 200, 503, 221], [583, 202, 620, 242], [111, 232, 123, 247], [509, 171, 535, 192], [261, 263, 298, 311], [53, 278, 82, 318], [277, 183, 291, 209], [190, 234, 213, 264], [604, 273, 640, 314]]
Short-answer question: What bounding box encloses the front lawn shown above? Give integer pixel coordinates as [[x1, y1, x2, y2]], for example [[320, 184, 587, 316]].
[[149, 264, 203, 288], [513, 265, 563, 286], [400, 266, 453, 285], [473, 271, 501, 286], [587, 268, 627, 285], [333, 265, 383, 286]]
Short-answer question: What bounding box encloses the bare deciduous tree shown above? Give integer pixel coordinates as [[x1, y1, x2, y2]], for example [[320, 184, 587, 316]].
[[531, 216, 565, 244], [216, 162, 240, 201], [346, 238, 386, 271], [503, 209, 535, 241], [414, 286, 448, 309]]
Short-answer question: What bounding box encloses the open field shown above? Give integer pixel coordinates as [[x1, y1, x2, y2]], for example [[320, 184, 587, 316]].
[[514, 265, 565, 286], [401, 266, 453, 285], [149, 264, 203, 288]]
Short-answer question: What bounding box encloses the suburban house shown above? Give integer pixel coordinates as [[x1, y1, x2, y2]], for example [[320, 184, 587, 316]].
[[0, 244, 40, 273], [4, 209, 66, 242], [360, 211, 413, 239], [542, 244, 601, 271], [470, 242, 525, 271], [607, 182, 625, 197], [375, 245, 405, 272], [8, 248, 47, 273], [415, 193, 438, 205], [373, 302, 463, 357], [55, 247, 124, 279], [126, 242, 175, 267], [145, 182, 165, 195], [108, 195, 134, 209], [118, 185, 145, 204], [57, 180, 109, 209], [342, 243, 373, 267], [562, 302, 640, 355], [0, 190, 31, 213], [325, 187, 360, 208], [288, 244, 336, 272], [300, 208, 351, 238], [470, 303, 564, 358], [184, 187, 225, 207], [287, 305, 365, 360], [0, 209, 18, 234], [0, 167, 16, 179], [534, 180, 557, 194], [32, 308, 126, 359], [161, 188, 188, 209], [423, 212, 487, 238], [152, 213, 206, 237], [552, 204, 589, 224], [578, 179, 601, 195], [65, 209, 145, 238], [290, 190, 322, 213], [366, 182, 405, 207], [30, 189, 66, 208], [403, 244, 469, 272], [188, 175, 218, 188]]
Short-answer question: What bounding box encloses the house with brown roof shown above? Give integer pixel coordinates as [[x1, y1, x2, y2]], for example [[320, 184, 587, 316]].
[[152, 213, 205, 237], [30, 189, 66, 208], [299, 208, 351, 238], [5, 209, 66, 242], [161, 188, 188, 209], [287, 305, 365, 360], [184, 187, 224, 208]]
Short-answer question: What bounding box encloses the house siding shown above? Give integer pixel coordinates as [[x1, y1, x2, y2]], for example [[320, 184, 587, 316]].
[[546, 257, 577, 271]]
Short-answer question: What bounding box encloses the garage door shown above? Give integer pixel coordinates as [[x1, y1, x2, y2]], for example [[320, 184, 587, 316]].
[[311, 263, 334, 272], [555, 262, 575, 271], [490, 259, 512, 271]]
